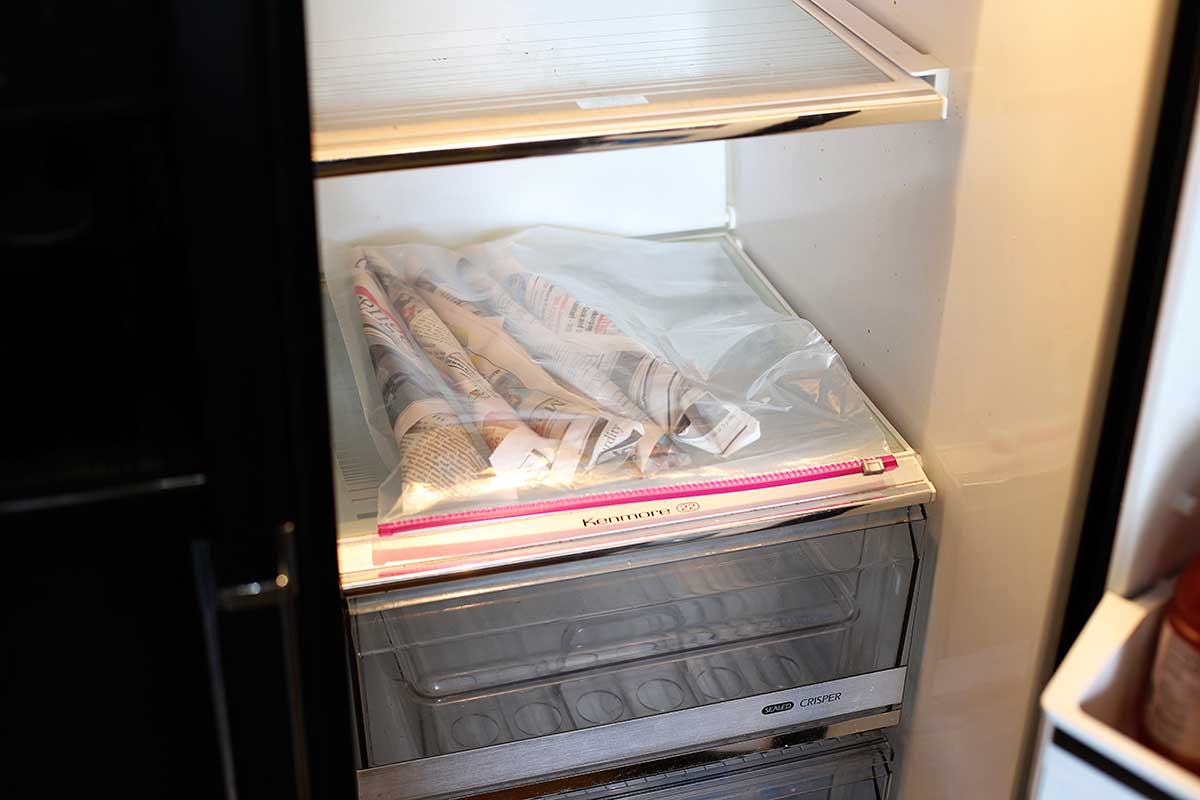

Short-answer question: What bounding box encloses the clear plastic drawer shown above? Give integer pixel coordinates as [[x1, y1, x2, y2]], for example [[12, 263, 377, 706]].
[[540, 733, 893, 800], [349, 506, 922, 798]]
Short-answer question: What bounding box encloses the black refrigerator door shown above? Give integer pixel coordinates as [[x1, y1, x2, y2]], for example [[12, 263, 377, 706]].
[[0, 1, 356, 798]]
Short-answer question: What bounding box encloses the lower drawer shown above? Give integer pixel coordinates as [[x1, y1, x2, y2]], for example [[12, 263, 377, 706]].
[[534, 732, 893, 800], [352, 507, 922, 799]]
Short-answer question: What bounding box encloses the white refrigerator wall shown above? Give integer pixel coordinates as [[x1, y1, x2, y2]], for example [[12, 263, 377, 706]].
[[730, 1, 1174, 798]]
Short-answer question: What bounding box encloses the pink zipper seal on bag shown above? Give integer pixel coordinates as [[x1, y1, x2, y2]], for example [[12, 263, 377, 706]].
[[376, 455, 899, 537]]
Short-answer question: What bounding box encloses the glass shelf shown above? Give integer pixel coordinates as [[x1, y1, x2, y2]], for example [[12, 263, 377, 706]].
[[307, 0, 946, 175], [323, 230, 933, 591]]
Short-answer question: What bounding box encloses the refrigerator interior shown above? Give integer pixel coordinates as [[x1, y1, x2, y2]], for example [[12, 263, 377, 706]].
[[308, 0, 1179, 797]]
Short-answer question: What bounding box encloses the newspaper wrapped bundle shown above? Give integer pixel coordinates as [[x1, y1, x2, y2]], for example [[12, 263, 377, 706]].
[[445, 258, 671, 470], [338, 229, 891, 534], [485, 255, 761, 457], [351, 269, 495, 516], [361, 257, 561, 484], [407, 271, 647, 475]]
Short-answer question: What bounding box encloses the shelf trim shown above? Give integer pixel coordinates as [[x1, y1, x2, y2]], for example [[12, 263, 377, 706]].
[[314, 91, 940, 176]]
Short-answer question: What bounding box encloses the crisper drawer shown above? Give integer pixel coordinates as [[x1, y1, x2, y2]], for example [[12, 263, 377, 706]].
[[539, 733, 893, 800], [350, 506, 923, 799]]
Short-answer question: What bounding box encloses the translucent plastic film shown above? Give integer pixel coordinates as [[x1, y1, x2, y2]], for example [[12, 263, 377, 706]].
[[330, 227, 891, 533]]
